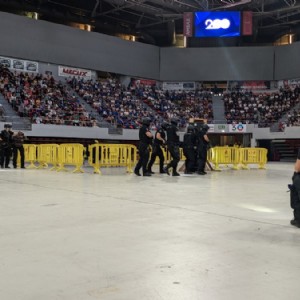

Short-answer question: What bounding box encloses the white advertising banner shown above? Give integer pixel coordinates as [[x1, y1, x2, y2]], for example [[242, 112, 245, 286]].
[[162, 82, 195, 91], [0, 56, 39, 72], [229, 124, 247, 133], [277, 78, 300, 88], [58, 66, 92, 79]]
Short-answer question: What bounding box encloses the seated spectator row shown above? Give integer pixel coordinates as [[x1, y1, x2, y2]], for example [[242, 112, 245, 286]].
[[0, 66, 96, 127], [69, 77, 213, 129], [223, 86, 300, 127]]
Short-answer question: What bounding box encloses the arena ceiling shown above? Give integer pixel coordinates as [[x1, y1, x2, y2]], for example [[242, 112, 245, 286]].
[[1, 0, 300, 46]]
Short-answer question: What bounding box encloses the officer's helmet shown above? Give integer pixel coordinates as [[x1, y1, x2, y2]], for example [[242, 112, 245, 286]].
[[161, 122, 169, 130], [142, 117, 151, 126], [4, 123, 12, 129], [170, 118, 179, 126]]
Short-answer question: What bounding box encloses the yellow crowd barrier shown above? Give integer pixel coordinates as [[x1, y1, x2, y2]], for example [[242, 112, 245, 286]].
[[57, 144, 85, 173], [239, 148, 268, 169], [37, 144, 59, 170], [23, 144, 38, 169], [88, 144, 137, 174], [208, 147, 267, 170], [208, 147, 240, 171]]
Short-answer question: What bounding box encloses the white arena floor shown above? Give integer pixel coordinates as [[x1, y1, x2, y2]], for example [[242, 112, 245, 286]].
[[1, 162, 300, 300]]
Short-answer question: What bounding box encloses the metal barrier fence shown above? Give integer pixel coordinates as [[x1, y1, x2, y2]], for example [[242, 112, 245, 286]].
[[88, 144, 137, 174], [208, 147, 267, 170], [20, 144, 267, 173], [37, 144, 59, 170]]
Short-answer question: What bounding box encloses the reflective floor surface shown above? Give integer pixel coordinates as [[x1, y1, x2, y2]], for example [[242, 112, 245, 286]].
[[0, 162, 299, 300]]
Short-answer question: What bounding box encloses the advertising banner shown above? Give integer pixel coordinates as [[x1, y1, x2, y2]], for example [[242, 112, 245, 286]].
[[0, 56, 38, 72], [277, 78, 300, 88], [229, 124, 247, 133], [58, 66, 92, 79], [162, 82, 195, 91], [183, 12, 194, 37], [242, 11, 253, 36]]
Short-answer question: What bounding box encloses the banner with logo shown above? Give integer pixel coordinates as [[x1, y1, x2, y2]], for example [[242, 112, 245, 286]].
[[132, 79, 156, 86], [0, 56, 38, 72], [277, 78, 300, 88], [229, 124, 247, 133], [183, 12, 194, 37], [162, 82, 195, 91], [58, 66, 92, 79]]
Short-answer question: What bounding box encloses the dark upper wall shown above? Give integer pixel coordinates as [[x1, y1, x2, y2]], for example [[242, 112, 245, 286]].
[[160, 47, 275, 81], [1, 12, 300, 81], [0, 12, 160, 79], [274, 43, 300, 80]]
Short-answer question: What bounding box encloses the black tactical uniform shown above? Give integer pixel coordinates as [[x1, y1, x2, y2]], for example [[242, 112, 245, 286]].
[[164, 118, 180, 176], [134, 118, 152, 176], [147, 124, 167, 174], [290, 149, 300, 227], [0, 124, 13, 168], [12, 131, 25, 169], [183, 125, 197, 174], [197, 124, 210, 175]]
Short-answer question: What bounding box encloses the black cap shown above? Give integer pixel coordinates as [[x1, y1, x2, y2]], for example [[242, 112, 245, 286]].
[[4, 123, 12, 128]]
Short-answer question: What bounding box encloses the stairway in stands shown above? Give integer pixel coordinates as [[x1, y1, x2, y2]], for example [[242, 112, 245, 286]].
[[0, 94, 31, 130], [212, 95, 226, 123], [271, 140, 298, 162]]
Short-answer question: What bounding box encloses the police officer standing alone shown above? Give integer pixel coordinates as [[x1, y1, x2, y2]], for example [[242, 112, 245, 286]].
[[134, 117, 153, 176], [147, 123, 168, 174], [197, 124, 210, 175], [12, 131, 26, 169], [0, 123, 13, 168], [289, 150, 300, 228], [183, 125, 197, 174], [164, 118, 180, 176]]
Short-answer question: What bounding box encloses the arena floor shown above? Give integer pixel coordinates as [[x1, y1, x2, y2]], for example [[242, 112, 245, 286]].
[[1, 162, 300, 300]]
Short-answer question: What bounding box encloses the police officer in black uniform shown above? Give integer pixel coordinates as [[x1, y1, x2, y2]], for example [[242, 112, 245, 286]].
[[289, 150, 300, 228], [147, 123, 168, 174], [134, 117, 153, 176], [12, 131, 26, 169], [197, 124, 210, 175], [183, 125, 197, 174], [0, 123, 13, 168], [164, 118, 180, 176]]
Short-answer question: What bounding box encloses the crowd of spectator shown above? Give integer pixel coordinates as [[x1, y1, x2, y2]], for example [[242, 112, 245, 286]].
[[135, 84, 214, 128], [69, 77, 162, 129], [0, 66, 96, 127], [69, 77, 213, 129], [223, 86, 300, 127]]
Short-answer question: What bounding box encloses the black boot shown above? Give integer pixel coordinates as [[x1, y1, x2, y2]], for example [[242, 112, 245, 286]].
[[163, 166, 170, 176], [172, 171, 180, 176]]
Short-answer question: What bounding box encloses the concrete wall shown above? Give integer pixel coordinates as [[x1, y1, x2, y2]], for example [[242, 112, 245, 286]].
[[274, 43, 300, 80], [1, 122, 298, 144], [0, 12, 160, 80], [160, 46, 275, 81]]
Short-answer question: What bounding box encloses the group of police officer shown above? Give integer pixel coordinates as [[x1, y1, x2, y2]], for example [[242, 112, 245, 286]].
[[134, 117, 210, 177], [0, 123, 25, 169]]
